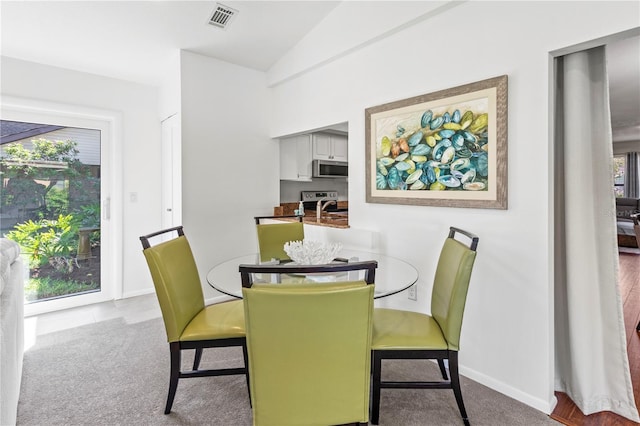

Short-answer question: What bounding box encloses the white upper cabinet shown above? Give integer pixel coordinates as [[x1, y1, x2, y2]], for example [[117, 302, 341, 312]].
[[280, 134, 312, 181], [312, 133, 348, 162]]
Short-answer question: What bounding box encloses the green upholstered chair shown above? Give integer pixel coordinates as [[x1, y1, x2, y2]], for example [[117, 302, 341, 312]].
[[254, 216, 304, 262], [371, 227, 479, 426], [239, 260, 378, 426], [140, 226, 249, 414]]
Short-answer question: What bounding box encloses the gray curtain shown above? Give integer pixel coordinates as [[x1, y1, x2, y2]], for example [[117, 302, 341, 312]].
[[554, 46, 639, 422], [625, 152, 640, 197]]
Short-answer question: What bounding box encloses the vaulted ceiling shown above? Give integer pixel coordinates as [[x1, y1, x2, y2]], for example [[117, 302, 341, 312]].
[[1, 1, 638, 141], [0, 1, 340, 84]]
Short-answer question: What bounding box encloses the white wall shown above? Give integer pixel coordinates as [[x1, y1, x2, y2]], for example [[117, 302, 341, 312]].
[[268, 0, 640, 414], [268, 1, 459, 87], [158, 51, 181, 121], [0, 56, 162, 298], [614, 140, 640, 155], [3, 0, 637, 415], [179, 51, 278, 299]]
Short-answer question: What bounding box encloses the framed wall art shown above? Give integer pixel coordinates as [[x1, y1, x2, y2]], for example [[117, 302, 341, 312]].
[[365, 75, 508, 209]]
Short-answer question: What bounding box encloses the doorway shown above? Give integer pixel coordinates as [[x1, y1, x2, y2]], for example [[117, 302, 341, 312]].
[[161, 113, 181, 231], [551, 28, 640, 422], [1, 98, 121, 315], [1, 120, 101, 302]]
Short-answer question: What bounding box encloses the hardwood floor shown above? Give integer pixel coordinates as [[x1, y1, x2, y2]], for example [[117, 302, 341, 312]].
[[551, 251, 640, 426]]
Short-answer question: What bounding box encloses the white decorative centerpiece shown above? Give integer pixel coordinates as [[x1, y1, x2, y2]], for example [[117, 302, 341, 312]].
[[283, 240, 343, 265]]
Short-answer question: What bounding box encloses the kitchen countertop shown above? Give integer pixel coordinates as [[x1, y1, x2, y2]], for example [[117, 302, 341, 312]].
[[302, 212, 349, 228], [274, 203, 349, 229]]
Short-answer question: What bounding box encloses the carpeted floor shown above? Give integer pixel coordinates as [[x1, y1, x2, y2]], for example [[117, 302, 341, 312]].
[[17, 317, 559, 425]]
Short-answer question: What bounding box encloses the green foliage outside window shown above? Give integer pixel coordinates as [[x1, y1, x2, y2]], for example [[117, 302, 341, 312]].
[[614, 156, 625, 198], [0, 138, 90, 221], [1, 136, 101, 300], [0, 138, 100, 273], [6, 214, 78, 272]]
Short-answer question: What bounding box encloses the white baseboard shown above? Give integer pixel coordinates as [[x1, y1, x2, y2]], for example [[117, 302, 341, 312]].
[[460, 365, 556, 414], [115, 289, 558, 415], [120, 287, 155, 299]]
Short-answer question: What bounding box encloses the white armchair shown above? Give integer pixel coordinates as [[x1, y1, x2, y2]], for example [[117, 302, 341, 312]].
[[1, 238, 24, 426]]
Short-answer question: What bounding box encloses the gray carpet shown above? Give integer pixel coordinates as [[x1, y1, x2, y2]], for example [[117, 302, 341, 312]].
[[17, 317, 559, 425]]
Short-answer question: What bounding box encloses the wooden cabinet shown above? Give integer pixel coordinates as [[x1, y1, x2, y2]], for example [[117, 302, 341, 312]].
[[312, 133, 348, 162], [280, 135, 312, 181]]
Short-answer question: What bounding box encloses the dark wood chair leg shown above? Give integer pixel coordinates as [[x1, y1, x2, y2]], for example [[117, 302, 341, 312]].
[[192, 347, 203, 370], [242, 340, 251, 407], [636, 320, 640, 332], [449, 351, 470, 426], [371, 351, 382, 425], [438, 358, 449, 380], [165, 342, 181, 414]]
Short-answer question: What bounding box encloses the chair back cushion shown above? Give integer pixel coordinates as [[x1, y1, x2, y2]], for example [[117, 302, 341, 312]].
[[243, 282, 374, 425], [430, 238, 477, 351], [143, 235, 205, 342], [256, 221, 304, 262]]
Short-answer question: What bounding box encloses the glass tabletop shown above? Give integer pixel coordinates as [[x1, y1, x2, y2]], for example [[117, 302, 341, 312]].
[[206, 249, 419, 299]]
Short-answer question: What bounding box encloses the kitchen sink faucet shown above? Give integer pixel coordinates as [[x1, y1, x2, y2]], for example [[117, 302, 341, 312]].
[[317, 199, 337, 221]]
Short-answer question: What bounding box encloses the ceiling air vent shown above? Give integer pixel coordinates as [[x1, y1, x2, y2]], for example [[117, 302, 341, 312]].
[[207, 3, 238, 29]]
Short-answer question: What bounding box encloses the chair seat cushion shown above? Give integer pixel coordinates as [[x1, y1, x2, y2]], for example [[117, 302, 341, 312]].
[[372, 308, 448, 350], [180, 300, 245, 341]]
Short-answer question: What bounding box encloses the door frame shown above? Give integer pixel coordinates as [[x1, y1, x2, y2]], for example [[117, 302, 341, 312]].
[[1, 96, 123, 315], [548, 27, 640, 415], [161, 113, 181, 231]]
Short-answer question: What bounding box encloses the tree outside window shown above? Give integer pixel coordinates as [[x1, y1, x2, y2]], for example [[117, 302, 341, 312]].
[[614, 155, 626, 197]]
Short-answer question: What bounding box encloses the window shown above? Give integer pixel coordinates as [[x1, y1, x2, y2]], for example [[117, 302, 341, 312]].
[[614, 155, 626, 197], [1, 121, 102, 304], [2, 96, 121, 316]]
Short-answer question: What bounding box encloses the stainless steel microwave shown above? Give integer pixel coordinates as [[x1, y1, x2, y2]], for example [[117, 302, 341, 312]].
[[312, 159, 348, 178]]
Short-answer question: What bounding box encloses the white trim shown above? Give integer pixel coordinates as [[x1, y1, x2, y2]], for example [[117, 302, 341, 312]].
[[549, 27, 640, 59], [161, 113, 182, 230], [1, 95, 123, 314], [459, 364, 557, 414], [546, 51, 558, 419], [22, 291, 113, 317], [120, 287, 155, 299]]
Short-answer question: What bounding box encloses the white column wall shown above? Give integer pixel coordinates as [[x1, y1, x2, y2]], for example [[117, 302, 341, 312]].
[[268, 0, 639, 414], [179, 51, 278, 299]]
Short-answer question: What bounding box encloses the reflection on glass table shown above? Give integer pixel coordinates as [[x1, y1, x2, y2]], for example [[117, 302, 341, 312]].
[[206, 249, 418, 299]]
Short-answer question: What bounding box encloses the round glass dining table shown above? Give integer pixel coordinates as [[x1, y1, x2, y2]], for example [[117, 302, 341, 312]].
[[206, 249, 419, 299]]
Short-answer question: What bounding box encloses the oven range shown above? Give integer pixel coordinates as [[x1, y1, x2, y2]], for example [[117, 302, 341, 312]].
[[300, 191, 347, 212]]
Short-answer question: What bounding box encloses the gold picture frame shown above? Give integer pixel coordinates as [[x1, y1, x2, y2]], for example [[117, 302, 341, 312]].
[[365, 75, 508, 209]]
